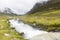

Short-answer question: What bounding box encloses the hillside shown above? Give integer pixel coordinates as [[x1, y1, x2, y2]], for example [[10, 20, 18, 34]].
[[19, 0, 60, 32], [28, 0, 60, 14]]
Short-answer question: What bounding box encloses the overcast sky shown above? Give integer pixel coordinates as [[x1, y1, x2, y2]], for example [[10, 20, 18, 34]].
[[0, 0, 48, 15]]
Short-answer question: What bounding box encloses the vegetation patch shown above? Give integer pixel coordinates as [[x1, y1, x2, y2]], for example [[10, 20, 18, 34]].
[[0, 15, 25, 40]]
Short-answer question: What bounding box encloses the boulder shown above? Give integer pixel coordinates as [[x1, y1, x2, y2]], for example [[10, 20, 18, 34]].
[[30, 33, 60, 40]]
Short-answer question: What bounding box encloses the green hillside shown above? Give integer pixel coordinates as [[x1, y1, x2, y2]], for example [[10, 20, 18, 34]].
[[19, 0, 60, 32]]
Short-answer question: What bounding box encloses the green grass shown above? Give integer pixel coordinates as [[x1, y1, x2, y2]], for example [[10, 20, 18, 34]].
[[0, 15, 25, 40]]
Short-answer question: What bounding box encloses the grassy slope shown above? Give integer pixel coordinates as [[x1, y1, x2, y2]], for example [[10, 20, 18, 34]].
[[0, 15, 25, 40], [19, 9, 60, 31]]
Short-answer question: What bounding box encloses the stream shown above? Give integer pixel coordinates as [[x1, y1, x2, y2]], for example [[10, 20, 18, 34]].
[[9, 18, 48, 39]]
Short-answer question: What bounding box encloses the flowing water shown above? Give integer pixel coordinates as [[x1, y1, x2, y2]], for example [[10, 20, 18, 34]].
[[9, 19, 48, 39]]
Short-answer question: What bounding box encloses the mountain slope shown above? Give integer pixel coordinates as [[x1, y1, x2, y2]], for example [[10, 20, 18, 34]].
[[28, 0, 60, 14], [19, 0, 60, 32], [0, 8, 17, 16]]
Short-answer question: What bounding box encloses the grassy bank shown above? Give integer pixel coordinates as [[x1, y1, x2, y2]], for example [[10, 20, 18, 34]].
[[0, 15, 25, 40], [19, 10, 60, 31]]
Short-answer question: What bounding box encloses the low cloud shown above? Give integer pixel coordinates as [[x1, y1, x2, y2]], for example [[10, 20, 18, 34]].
[[0, 0, 48, 15]]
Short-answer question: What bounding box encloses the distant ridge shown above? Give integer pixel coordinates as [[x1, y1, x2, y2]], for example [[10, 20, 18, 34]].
[[28, 0, 60, 14], [0, 8, 17, 16]]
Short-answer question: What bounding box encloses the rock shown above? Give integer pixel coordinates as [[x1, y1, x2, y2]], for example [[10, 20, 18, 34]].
[[30, 33, 60, 40], [4, 33, 10, 37]]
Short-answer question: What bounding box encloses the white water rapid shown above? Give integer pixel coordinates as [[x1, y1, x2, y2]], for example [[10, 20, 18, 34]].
[[9, 19, 48, 39]]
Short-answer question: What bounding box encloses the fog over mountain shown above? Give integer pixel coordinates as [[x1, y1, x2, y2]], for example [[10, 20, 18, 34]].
[[0, 0, 48, 15]]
